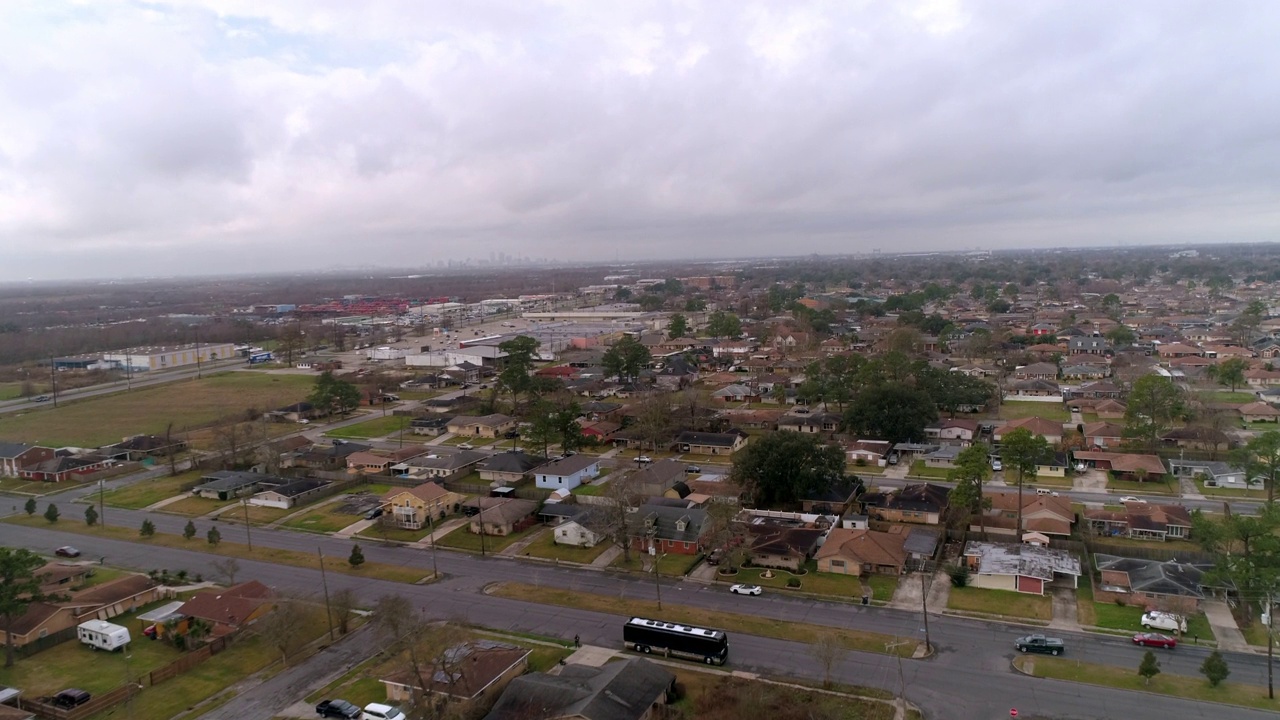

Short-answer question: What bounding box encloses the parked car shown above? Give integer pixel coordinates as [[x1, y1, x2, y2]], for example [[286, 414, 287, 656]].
[[1132, 632, 1178, 649], [33, 395, 50, 402], [362, 703, 407, 720], [1015, 634, 1064, 655], [316, 699, 362, 719], [887, 453, 899, 465], [685, 465, 702, 474], [991, 459, 1003, 472], [1141, 611, 1187, 633], [706, 549, 724, 566], [729, 584, 763, 596], [55, 546, 81, 558], [1119, 496, 1147, 504], [503, 430, 520, 439], [636, 456, 653, 464], [364, 507, 384, 521], [52, 689, 91, 708], [458, 443, 475, 450]]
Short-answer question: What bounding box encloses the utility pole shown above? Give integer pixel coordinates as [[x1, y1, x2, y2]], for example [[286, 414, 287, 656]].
[[920, 570, 932, 652], [49, 357, 57, 408], [477, 503, 487, 557], [242, 497, 253, 550], [195, 327, 203, 380], [427, 513, 440, 580], [318, 548, 334, 642], [653, 552, 666, 610], [98, 479, 106, 530], [885, 638, 910, 717]]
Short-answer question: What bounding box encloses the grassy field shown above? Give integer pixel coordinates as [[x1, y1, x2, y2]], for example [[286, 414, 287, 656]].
[[1015, 655, 1278, 712], [0, 477, 100, 496], [0, 372, 314, 447], [357, 522, 433, 544], [521, 531, 613, 564], [216, 504, 296, 526], [159, 496, 238, 517], [1195, 478, 1268, 498], [847, 462, 886, 475], [97, 470, 205, 509], [947, 586, 1052, 621], [908, 461, 952, 479], [721, 562, 896, 602], [4, 515, 431, 584], [489, 582, 916, 658], [325, 414, 411, 439], [998, 402, 1070, 422], [1106, 477, 1178, 495], [436, 523, 538, 554], [0, 382, 27, 401], [613, 552, 703, 577], [283, 502, 363, 534], [1196, 390, 1257, 404], [669, 672, 896, 720]]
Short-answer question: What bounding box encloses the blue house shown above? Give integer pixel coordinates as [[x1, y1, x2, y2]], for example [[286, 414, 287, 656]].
[[534, 454, 601, 491]]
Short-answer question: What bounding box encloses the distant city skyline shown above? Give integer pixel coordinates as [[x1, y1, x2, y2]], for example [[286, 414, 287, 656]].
[[2, 2, 1278, 281]]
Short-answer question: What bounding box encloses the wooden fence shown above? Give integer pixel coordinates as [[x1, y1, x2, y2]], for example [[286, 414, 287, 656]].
[[14, 626, 77, 659]]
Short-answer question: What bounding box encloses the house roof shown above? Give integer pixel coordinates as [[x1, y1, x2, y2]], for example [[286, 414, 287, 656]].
[[1082, 421, 1126, 438], [1239, 401, 1280, 417], [629, 503, 708, 543], [347, 451, 393, 466], [480, 451, 549, 475], [1094, 554, 1211, 598], [402, 450, 486, 472], [862, 483, 949, 513], [449, 413, 515, 427], [903, 528, 940, 556], [178, 580, 272, 627], [1000, 417, 1065, 438], [473, 498, 539, 525], [675, 430, 746, 447], [816, 528, 907, 568], [964, 541, 1081, 581], [383, 640, 530, 699], [483, 657, 674, 720], [259, 478, 328, 498], [385, 481, 453, 504], [64, 574, 156, 608], [0, 442, 34, 459], [195, 471, 273, 492], [536, 454, 600, 477], [747, 526, 824, 558]]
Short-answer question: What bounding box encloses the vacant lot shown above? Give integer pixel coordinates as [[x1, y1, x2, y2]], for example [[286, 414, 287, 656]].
[[437, 523, 538, 554], [521, 531, 613, 564], [670, 673, 895, 720], [998, 402, 1069, 422], [98, 470, 205, 509], [947, 586, 1052, 621], [1196, 390, 1256, 404], [160, 496, 237, 517], [1016, 655, 1276, 711], [325, 414, 411, 440], [0, 372, 314, 447], [282, 501, 363, 534]]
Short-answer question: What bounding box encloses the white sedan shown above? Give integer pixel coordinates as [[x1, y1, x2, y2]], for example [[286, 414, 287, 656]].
[[729, 584, 763, 596], [1118, 496, 1147, 504]]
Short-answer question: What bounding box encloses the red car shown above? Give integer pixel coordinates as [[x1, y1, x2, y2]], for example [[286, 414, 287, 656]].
[[1133, 632, 1177, 649]]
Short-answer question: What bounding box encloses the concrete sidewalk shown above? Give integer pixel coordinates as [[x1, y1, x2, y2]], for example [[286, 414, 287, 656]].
[[409, 517, 466, 548]]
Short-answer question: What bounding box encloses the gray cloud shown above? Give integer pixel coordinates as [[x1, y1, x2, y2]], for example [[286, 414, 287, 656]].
[[1, 1, 1278, 280]]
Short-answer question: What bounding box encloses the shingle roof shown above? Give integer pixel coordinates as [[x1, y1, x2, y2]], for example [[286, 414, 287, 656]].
[[484, 658, 674, 720]]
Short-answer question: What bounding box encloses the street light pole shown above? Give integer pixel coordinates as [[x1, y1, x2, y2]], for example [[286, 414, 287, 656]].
[[653, 552, 666, 610], [427, 513, 440, 580], [318, 548, 335, 642], [242, 497, 253, 550]]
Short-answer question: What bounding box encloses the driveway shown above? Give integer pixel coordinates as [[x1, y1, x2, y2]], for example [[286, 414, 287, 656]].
[[1073, 469, 1108, 492], [888, 572, 925, 610], [1202, 599, 1252, 652], [1047, 587, 1081, 631]]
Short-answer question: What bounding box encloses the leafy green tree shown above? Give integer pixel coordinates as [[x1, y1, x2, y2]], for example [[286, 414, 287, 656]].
[[705, 311, 742, 339], [1124, 374, 1184, 451], [1138, 650, 1161, 685], [1105, 325, 1136, 349], [918, 367, 995, 418], [999, 428, 1050, 534], [1231, 430, 1280, 504], [843, 384, 938, 444], [1201, 651, 1230, 687], [730, 432, 847, 507], [685, 297, 707, 312], [601, 335, 651, 384], [637, 294, 666, 311], [348, 544, 365, 568], [84, 505, 98, 527], [43, 503, 59, 524], [948, 443, 993, 533], [207, 526, 222, 546], [1214, 357, 1249, 393], [0, 548, 53, 667], [497, 335, 540, 413], [986, 298, 1011, 314], [23, 498, 35, 516], [140, 519, 156, 537], [1101, 293, 1123, 320], [183, 520, 197, 540], [308, 371, 362, 416], [525, 400, 584, 456], [667, 314, 689, 339]]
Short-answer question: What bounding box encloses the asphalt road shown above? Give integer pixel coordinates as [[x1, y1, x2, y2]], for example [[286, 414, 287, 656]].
[[0, 357, 250, 415], [1, 515, 1275, 719]]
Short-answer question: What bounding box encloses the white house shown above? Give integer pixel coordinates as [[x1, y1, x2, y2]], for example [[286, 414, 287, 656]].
[[553, 519, 606, 548], [534, 454, 601, 491]]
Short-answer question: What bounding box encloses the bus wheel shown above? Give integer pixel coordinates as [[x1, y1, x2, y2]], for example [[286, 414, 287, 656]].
[[640, 646, 650, 654]]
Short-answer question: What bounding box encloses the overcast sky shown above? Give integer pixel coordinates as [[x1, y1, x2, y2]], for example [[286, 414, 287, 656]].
[[1, 1, 1278, 280]]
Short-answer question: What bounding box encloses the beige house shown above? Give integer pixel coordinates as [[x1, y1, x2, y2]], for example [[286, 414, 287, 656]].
[[815, 527, 908, 576], [381, 482, 465, 530], [446, 414, 517, 438], [382, 641, 529, 702]]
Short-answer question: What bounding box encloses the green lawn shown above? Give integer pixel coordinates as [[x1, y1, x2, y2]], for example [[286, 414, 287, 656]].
[[1027, 474, 1073, 487], [0, 372, 314, 447], [1196, 390, 1257, 404], [0, 477, 98, 496], [357, 522, 433, 544], [999, 402, 1070, 422], [947, 586, 1052, 621], [97, 470, 206, 509], [435, 522, 538, 554], [613, 552, 703, 577], [1239, 618, 1272, 647], [0, 382, 27, 401], [908, 461, 952, 479], [1016, 656, 1278, 712], [283, 503, 365, 534], [443, 435, 498, 447], [521, 531, 613, 564], [717, 561, 897, 602], [158, 496, 238, 517], [216, 504, 296, 526], [324, 415, 411, 439], [847, 463, 886, 475], [1090, 602, 1145, 631], [1106, 477, 1178, 495]]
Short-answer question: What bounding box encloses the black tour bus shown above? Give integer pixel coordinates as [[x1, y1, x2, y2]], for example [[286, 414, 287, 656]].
[[622, 617, 729, 665]]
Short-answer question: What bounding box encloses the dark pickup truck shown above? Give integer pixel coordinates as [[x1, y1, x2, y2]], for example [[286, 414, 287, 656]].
[[316, 699, 362, 719], [1015, 634, 1065, 656]]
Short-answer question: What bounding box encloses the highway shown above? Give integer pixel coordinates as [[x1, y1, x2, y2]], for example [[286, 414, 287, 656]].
[[1, 481, 1275, 720], [0, 357, 250, 416]]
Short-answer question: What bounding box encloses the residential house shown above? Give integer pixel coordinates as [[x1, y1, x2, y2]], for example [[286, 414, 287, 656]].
[[1013, 363, 1059, 381], [675, 430, 748, 455], [102, 434, 187, 461], [1061, 365, 1109, 381], [263, 401, 317, 423], [1082, 422, 1126, 449], [1245, 368, 1280, 387], [1036, 452, 1070, 478], [1239, 401, 1280, 423], [177, 580, 274, 636], [534, 454, 601, 491], [383, 641, 530, 703], [628, 459, 689, 498], [447, 414, 517, 438], [346, 451, 396, 475], [800, 476, 863, 515], [1068, 337, 1110, 355], [815, 527, 908, 576], [1167, 459, 1251, 488], [847, 439, 893, 466], [777, 412, 843, 435], [381, 482, 466, 529], [1093, 398, 1128, 418], [1160, 426, 1232, 452], [191, 471, 276, 501], [860, 483, 949, 525], [1072, 380, 1124, 400], [1093, 554, 1212, 613], [410, 416, 451, 436], [629, 503, 709, 555], [1156, 342, 1204, 359], [580, 420, 621, 442], [976, 491, 1074, 537], [551, 506, 614, 548], [922, 445, 962, 469], [994, 417, 1064, 444], [19, 453, 112, 483], [482, 657, 675, 720], [1085, 503, 1193, 542], [0, 442, 58, 477], [247, 478, 331, 509], [478, 451, 549, 486], [1072, 451, 1167, 481], [395, 449, 486, 481], [292, 441, 372, 471], [925, 418, 980, 445], [467, 498, 539, 536], [0, 574, 163, 650], [962, 541, 1081, 595], [710, 384, 757, 403], [742, 523, 826, 572], [1008, 378, 1062, 398], [903, 528, 940, 571]]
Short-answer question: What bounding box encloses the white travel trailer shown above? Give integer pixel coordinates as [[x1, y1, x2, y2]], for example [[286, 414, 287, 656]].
[[77, 620, 131, 651]]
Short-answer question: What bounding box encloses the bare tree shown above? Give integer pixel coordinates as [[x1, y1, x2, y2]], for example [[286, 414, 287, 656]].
[[213, 419, 248, 469], [811, 634, 849, 689], [632, 392, 675, 454], [210, 558, 241, 586], [330, 587, 359, 636], [256, 592, 313, 667], [592, 470, 643, 564]]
